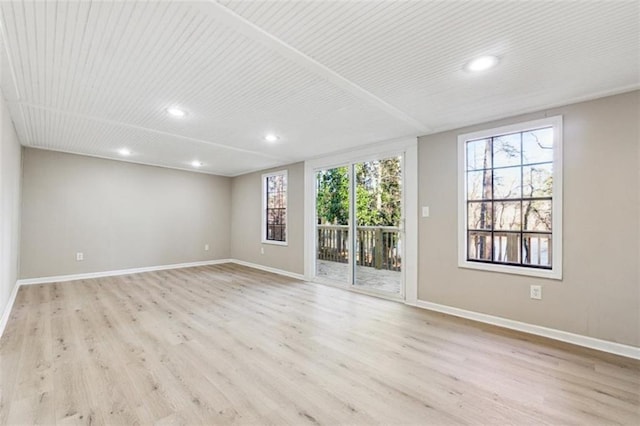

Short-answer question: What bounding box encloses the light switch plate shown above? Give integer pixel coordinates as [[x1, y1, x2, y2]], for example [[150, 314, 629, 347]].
[[422, 206, 430, 217]]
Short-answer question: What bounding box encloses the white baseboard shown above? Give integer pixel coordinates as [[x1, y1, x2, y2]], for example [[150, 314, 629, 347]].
[[2, 258, 301, 340], [407, 300, 640, 360], [8, 260, 638, 360], [15, 259, 304, 286], [229, 259, 305, 281], [0, 280, 20, 339], [16, 259, 233, 286]]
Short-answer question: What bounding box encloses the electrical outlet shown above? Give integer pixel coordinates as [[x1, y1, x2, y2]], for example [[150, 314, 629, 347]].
[[76, 252, 84, 261], [260, 247, 265, 255], [530, 285, 542, 300], [204, 244, 209, 251], [422, 206, 430, 217]]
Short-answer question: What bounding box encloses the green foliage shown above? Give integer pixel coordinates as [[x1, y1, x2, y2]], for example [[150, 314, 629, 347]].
[[316, 166, 349, 225], [316, 158, 401, 227]]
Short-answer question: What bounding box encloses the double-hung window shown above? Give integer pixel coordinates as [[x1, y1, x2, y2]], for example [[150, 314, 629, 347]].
[[458, 116, 562, 279], [262, 170, 288, 245]]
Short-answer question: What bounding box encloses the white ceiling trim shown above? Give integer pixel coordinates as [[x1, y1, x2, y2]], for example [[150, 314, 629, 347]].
[[27, 146, 240, 178], [429, 82, 640, 135], [14, 101, 292, 162], [195, 0, 430, 134]]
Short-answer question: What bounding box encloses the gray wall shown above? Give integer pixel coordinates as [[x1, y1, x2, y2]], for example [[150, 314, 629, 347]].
[[418, 91, 639, 347], [0, 89, 22, 320], [20, 149, 231, 278], [10, 90, 639, 349], [230, 162, 304, 275]]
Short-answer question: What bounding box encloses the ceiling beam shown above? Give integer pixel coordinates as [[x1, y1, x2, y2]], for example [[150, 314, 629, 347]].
[[195, 1, 431, 134], [15, 101, 295, 162]]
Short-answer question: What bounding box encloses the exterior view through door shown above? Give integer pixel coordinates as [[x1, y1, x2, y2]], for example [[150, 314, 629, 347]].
[[315, 156, 403, 297]]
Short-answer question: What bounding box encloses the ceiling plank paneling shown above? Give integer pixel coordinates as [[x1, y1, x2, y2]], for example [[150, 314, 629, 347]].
[[221, 0, 640, 132], [0, 0, 638, 175]]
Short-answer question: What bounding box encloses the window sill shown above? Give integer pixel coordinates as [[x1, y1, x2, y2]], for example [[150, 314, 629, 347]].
[[262, 240, 288, 247], [458, 260, 562, 280]]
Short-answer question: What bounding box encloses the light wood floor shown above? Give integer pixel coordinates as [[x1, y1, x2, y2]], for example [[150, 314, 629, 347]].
[[1, 264, 638, 425]]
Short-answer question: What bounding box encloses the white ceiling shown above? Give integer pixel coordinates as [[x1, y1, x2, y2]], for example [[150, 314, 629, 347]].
[[1, 1, 638, 176]]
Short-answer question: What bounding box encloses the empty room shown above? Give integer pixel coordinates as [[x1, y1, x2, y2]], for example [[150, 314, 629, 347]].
[[0, 1, 639, 425]]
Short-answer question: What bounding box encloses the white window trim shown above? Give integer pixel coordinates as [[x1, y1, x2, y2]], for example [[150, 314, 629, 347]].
[[457, 115, 563, 280], [262, 170, 288, 246]]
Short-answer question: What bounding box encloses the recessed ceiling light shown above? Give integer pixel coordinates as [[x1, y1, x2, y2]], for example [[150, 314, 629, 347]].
[[167, 107, 186, 118], [465, 55, 499, 72], [191, 160, 203, 168], [264, 133, 279, 143], [118, 148, 131, 156]]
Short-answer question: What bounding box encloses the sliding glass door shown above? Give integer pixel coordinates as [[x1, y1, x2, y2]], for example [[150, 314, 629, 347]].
[[353, 158, 402, 295], [315, 166, 351, 284], [314, 156, 403, 298]]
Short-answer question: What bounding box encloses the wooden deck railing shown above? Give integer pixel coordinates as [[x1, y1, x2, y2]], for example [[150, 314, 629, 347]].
[[316, 225, 401, 271]]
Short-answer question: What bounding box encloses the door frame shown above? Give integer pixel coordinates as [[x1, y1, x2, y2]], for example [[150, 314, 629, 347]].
[[304, 137, 418, 303]]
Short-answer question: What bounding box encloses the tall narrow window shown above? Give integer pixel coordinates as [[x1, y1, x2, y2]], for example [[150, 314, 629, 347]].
[[262, 170, 288, 245], [458, 116, 562, 279]]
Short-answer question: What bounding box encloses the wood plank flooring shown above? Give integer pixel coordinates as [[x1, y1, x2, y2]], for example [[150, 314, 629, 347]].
[[1, 264, 638, 425]]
